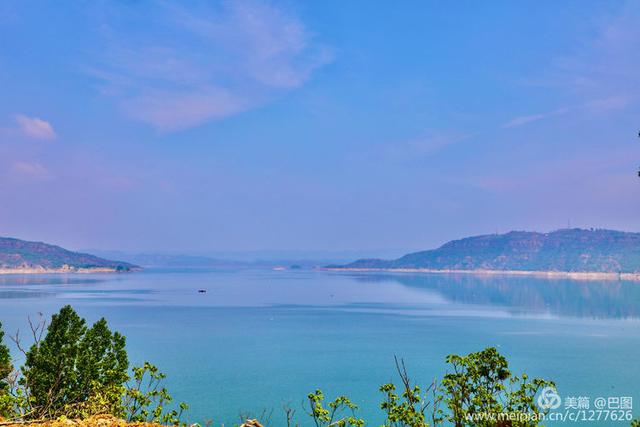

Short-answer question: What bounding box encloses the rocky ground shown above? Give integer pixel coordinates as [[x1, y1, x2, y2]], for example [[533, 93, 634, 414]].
[[0, 415, 265, 427]]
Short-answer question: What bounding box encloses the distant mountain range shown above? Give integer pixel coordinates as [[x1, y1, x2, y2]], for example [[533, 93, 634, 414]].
[[0, 237, 138, 273], [86, 251, 245, 268], [87, 249, 409, 268], [331, 229, 640, 274]]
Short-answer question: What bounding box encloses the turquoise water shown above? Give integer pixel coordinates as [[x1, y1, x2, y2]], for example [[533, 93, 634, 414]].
[[1, 269, 639, 426]]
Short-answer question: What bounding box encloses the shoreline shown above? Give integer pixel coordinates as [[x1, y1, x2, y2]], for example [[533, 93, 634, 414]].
[[0, 266, 137, 275], [322, 267, 640, 281]]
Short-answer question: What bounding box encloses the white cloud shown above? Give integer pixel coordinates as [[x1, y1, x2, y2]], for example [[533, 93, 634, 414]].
[[89, 0, 333, 131], [386, 131, 474, 158], [13, 161, 51, 179], [503, 2, 640, 130], [121, 86, 249, 132], [14, 114, 56, 140], [502, 96, 631, 129], [502, 107, 571, 129]]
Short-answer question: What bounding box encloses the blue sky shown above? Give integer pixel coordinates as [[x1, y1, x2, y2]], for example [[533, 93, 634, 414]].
[[1, 0, 639, 253]]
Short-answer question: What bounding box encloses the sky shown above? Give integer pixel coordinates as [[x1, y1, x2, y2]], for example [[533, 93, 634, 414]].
[[1, 0, 639, 254]]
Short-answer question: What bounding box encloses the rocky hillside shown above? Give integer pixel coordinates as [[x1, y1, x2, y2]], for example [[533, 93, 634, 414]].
[[0, 237, 138, 272], [336, 229, 640, 273]]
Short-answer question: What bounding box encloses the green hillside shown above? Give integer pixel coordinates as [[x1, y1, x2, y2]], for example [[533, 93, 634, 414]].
[[0, 237, 139, 272], [337, 229, 640, 273]]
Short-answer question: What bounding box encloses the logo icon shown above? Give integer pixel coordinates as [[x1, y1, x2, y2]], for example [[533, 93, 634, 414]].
[[537, 386, 561, 410], [594, 397, 607, 409]]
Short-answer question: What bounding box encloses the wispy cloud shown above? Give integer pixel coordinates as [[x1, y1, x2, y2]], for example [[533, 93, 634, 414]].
[[384, 130, 474, 160], [503, 2, 640, 130], [89, 0, 332, 131], [12, 161, 51, 179], [500, 94, 631, 129], [13, 114, 56, 140], [502, 107, 571, 129]]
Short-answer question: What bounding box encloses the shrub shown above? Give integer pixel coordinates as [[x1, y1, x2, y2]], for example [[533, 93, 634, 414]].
[[309, 347, 553, 427], [306, 389, 364, 427], [122, 361, 188, 425], [20, 305, 129, 419], [0, 321, 11, 392], [379, 357, 441, 427], [2, 306, 188, 424], [441, 347, 553, 427], [0, 321, 13, 418]]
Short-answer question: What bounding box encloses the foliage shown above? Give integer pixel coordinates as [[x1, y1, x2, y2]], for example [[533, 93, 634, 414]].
[[0, 321, 11, 392], [0, 321, 14, 418], [379, 357, 441, 427], [441, 347, 553, 427], [0, 307, 189, 424], [20, 305, 129, 419], [306, 389, 364, 427], [305, 348, 553, 427], [122, 361, 188, 425]]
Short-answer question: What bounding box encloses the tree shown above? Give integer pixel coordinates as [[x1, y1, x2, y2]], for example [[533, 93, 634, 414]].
[[76, 318, 128, 413], [122, 361, 188, 425], [21, 305, 129, 419], [379, 357, 441, 427], [0, 321, 13, 418], [0, 321, 11, 392], [441, 347, 552, 427], [306, 389, 364, 427]]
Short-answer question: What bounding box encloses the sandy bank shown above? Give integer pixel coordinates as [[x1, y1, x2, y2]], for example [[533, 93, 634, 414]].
[[0, 266, 136, 275], [323, 267, 640, 281]]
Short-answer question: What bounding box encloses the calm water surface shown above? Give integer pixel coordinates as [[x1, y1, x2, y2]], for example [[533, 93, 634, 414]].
[[1, 269, 639, 426]]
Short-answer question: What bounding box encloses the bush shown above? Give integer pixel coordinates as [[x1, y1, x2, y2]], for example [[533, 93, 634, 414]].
[[309, 347, 553, 427], [1, 306, 187, 425], [442, 347, 553, 426], [123, 361, 188, 425], [379, 357, 441, 427], [0, 321, 11, 392], [20, 305, 129, 419], [0, 321, 13, 418], [305, 389, 364, 427]]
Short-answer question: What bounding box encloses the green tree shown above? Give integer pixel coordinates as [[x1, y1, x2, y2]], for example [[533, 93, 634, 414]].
[[76, 318, 129, 412], [441, 347, 552, 427], [379, 357, 441, 427], [0, 321, 11, 393], [0, 321, 13, 418], [122, 362, 188, 425], [21, 305, 129, 419], [306, 389, 364, 427]]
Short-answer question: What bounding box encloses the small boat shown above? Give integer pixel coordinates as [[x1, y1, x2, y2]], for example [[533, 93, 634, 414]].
[[197, 289, 207, 293]]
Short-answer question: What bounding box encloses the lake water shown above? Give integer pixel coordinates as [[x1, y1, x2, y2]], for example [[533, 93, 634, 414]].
[[1, 269, 639, 426]]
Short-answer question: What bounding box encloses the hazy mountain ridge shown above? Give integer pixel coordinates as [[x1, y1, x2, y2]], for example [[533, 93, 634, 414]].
[[337, 229, 640, 273], [0, 237, 138, 272]]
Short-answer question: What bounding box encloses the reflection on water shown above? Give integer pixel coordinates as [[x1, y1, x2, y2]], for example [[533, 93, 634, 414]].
[[352, 273, 640, 319], [1, 270, 639, 320], [0, 290, 52, 299], [0, 275, 107, 286]]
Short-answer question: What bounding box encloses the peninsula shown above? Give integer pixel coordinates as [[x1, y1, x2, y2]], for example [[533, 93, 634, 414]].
[[0, 237, 139, 274], [327, 228, 640, 280]]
